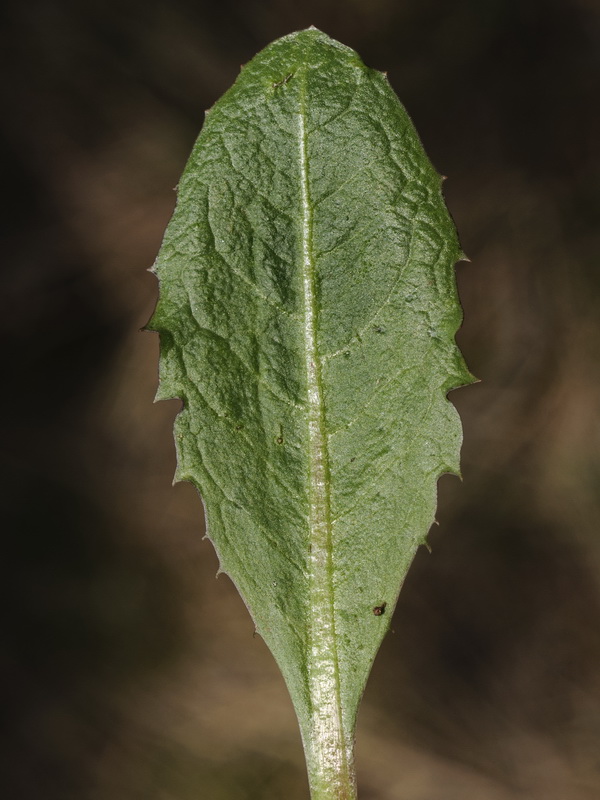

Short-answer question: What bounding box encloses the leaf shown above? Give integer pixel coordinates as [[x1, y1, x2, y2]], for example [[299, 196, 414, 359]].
[[150, 28, 472, 800]]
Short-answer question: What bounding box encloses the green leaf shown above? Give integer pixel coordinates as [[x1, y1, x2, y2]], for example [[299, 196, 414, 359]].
[[150, 28, 472, 800]]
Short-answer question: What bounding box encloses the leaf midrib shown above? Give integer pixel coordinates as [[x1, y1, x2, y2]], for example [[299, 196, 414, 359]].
[[297, 63, 353, 793]]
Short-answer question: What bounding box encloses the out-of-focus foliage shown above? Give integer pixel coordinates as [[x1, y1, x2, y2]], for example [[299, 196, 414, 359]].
[[1, 2, 599, 799]]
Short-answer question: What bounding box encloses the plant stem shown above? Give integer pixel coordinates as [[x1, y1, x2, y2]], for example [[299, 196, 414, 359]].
[[303, 727, 357, 799]]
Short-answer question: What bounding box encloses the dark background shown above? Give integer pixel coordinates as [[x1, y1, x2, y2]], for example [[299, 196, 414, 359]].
[[2, 1, 600, 798]]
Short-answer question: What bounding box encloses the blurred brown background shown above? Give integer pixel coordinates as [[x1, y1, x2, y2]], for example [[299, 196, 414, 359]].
[[2, 1, 599, 798]]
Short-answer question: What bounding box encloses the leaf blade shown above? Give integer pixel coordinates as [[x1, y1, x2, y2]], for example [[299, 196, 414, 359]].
[[151, 28, 471, 798]]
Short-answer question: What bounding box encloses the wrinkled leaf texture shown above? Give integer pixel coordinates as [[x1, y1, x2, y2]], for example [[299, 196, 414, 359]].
[[151, 28, 471, 797]]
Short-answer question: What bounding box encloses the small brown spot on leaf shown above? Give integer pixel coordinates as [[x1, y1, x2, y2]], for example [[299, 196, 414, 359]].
[[273, 72, 294, 88]]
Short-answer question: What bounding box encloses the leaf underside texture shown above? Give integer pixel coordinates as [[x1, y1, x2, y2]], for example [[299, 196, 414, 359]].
[[151, 28, 471, 799]]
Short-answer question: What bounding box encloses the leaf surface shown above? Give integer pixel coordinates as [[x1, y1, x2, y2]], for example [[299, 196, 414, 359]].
[[151, 28, 471, 798]]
